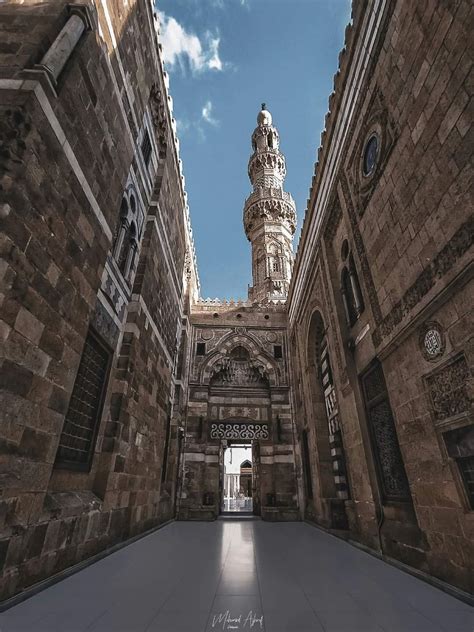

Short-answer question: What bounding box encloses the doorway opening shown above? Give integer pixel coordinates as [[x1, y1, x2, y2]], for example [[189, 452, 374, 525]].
[[221, 443, 253, 514]]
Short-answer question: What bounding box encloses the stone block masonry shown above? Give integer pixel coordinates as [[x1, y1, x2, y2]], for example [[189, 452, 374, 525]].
[[0, 0, 472, 605], [288, 0, 473, 594], [0, 0, 195, 601]]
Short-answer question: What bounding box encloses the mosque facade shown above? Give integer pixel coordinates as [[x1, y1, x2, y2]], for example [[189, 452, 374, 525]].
[[0, 0, 472, 602]]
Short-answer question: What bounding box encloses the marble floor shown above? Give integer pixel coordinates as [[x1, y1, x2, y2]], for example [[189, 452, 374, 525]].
[[0, 520, 472, 632]]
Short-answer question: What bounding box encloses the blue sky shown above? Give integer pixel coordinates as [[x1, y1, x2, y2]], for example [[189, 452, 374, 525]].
[[157, 0, 352, 299]]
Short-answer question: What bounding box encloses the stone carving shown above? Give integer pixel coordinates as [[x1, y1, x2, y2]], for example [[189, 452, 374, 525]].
[[323, 202, 343, 242], [425, 354, 470, 423], [210, 357, 268, 387], [377, 217, 474, 342], [220, 407, 259, 420], [244, 192, 297, 236], [91, 297, 120, 350], [210, 422, 269, 440], [347, 87, 398, 216], [184, 249, 192, 280], [149, 83, 168, 158], [419, 321, 445, 361], [200, 329, 214, 341]]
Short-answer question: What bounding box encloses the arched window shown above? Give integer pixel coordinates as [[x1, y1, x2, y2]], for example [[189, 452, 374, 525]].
[[267, 132, 273, 149], [113, 192, 139, 283], [340, 251, 364, 327]]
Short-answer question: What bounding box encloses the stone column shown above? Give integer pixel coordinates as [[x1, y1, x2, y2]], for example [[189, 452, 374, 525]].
[[349, 269, 363, 316], [38, 6, 92, 84], [340, 285, 351, 325]]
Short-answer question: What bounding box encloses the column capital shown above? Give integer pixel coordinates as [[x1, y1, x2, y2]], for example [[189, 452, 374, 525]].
[[68, 3, 95, 31]]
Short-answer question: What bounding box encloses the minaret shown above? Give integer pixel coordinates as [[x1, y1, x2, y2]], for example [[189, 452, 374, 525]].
[[243, 104, 297, 303]]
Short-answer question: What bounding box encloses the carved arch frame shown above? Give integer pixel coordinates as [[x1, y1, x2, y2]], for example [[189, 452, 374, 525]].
[[199, 330, 280, 388]]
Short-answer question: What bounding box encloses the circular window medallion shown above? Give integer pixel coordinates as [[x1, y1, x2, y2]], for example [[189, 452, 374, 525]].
[[363, 134, 379, 177], [266, 331, 277, 343], [420, 322, 445, 361]]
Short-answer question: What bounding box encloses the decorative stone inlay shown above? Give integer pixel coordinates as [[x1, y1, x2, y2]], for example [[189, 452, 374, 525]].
[[220, 407, 259, 420], [377, 217, 474, 344], [210, 357, 268, 387], [200, 329, 214, 341], [210, 422, 269, 440], [420, 322, 445, 361], [347, 87, 398, 216], [425, 354, 471, 423]]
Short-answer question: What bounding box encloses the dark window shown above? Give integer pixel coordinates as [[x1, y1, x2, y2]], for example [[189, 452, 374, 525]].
[[443, 425, 474, 510], [141, 129, 152, 166], [196, 342, 206, 356], [361, 360, 411, 502], [274, 345, 283, 359], [363, 133, 378, 176], [341, 267, 358, 326], [341, 239, 349, 261], [302, 430, 313, 500], [118, 221, 137, 279], [55, 330, 111, 471], [230, 345, 249, 360]]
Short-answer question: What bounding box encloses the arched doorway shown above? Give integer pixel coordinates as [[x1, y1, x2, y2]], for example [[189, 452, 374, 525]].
[[305, 310, 350, 529]]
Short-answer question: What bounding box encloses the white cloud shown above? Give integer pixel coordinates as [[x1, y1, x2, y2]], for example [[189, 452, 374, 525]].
[[201, 101, 219, 126], [207, 37, 223, 71], [176, 118, 191, 134], [158, 11, 224, 74]]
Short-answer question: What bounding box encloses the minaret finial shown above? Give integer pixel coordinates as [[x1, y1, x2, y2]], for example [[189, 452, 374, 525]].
[[261, 102, 266, 111]]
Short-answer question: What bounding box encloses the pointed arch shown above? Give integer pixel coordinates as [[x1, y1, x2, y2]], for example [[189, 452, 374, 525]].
[[199, 330, 280, 387]]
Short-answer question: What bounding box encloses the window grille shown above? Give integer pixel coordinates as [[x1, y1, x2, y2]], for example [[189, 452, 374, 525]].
[[55, 330, 111, 470], [361, 360, 411, 502], [443, 425, 474, 510]]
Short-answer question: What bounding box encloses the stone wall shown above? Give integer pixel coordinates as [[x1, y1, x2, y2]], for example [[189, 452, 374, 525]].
[[288, 0, 473, 593], [0, 0, 194, 600]]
